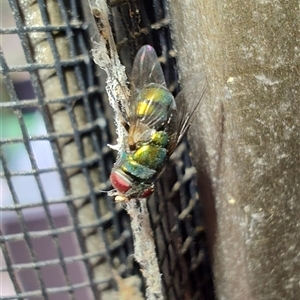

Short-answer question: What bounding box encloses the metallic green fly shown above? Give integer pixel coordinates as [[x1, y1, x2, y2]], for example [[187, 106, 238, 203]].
[[109, 45, 205, 202]]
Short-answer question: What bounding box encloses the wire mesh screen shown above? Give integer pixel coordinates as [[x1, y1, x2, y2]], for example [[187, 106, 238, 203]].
[[1, 1, 214, 299]]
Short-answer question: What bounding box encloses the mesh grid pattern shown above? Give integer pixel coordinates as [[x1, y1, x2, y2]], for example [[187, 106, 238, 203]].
[[1, 0, 214, 299]]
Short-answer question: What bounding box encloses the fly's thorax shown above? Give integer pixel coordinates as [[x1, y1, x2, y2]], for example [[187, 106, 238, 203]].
[[116, 150, 157, 181], [136, 83, 176, 129], [132, 144, 167, 169], [110, 139, 168, 199], [151, 130, 169, 147]]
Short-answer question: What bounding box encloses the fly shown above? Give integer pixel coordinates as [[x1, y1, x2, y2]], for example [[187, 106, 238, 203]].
[[109, 45, 205, 202]]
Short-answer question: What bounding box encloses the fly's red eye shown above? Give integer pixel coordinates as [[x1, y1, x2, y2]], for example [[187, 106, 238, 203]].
[[110, 170, 132, 193], [140, 187, 154, 198]]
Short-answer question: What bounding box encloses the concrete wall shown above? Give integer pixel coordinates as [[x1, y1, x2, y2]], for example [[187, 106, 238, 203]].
[[168, 1, 300, 299]]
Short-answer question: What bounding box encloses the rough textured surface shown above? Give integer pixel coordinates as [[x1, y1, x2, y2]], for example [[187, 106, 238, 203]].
[[168, 1, 300, 299]]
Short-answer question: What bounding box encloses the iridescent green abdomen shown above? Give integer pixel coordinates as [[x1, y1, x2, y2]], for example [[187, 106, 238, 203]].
[[136, 84, 175, 129]]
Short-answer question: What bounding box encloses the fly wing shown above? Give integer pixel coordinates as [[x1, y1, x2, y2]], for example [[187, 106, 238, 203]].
[[167, 77, 207, 155], [126, 45, 176, 143], [128, 46, 167, 122], [131, 45, 166, 92], [112, 46, 166, 134]]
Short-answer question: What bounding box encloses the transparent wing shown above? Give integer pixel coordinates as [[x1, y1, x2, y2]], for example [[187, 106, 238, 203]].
[[131, 45, 166, 92], [127, 45, 167, 122], [167, 77, 207, 155], [126, 45, 177, 145]]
